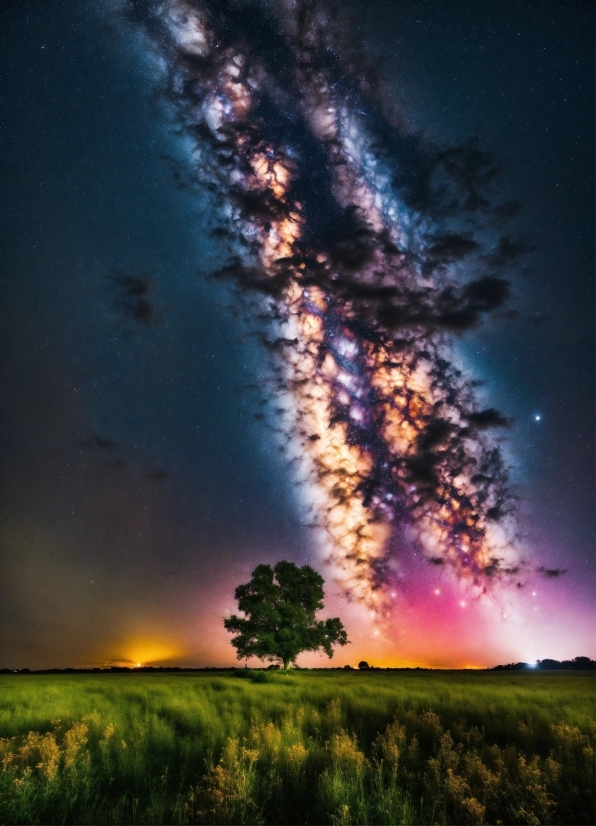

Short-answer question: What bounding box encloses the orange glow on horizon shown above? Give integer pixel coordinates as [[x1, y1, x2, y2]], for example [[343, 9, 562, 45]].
[[97, 638, 186, 668]]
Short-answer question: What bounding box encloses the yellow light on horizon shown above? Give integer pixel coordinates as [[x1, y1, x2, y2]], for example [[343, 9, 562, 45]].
[[99, 638, 186, 669]]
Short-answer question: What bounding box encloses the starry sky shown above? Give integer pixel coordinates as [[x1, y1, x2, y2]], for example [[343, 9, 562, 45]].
[[0, 0, 593, 670]]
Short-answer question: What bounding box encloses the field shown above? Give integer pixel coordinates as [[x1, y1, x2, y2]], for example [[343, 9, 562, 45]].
[[0, 671, 593, 825]]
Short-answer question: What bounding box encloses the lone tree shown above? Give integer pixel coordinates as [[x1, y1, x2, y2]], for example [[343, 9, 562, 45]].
[[224, 561, 349, 670]]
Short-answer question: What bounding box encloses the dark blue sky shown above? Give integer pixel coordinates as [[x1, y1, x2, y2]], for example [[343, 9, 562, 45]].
[[0, 0, 593, 667]]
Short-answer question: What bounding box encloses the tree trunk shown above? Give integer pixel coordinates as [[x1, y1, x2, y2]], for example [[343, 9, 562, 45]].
[[283, 659, 290, 670]]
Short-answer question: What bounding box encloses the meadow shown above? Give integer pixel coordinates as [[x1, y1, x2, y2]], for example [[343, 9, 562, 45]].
[[0, 670, 593, 825]]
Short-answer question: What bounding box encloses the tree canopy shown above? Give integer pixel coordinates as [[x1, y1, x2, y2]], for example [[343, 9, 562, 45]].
[[223, 561, 349, 669]]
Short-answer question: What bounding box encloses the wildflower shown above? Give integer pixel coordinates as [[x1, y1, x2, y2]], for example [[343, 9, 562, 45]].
[[64, 722, 88, 769]]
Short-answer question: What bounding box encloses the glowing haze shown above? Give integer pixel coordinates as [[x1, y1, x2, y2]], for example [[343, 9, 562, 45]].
[[129, 0, 523, 615]]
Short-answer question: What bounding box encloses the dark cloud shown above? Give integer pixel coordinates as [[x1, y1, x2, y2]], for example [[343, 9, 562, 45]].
[[127, 0, 524, 600], [79, 433, 117, 450], [465, 408, 513, 430], [78, 433, 170, 482], [537, 566, 568, 579], [427, 233, 481, 262], [492, 200, 521, 222], [482, 234, 534, 268], [106, 270, 165, 327], [416, 419, 456, 451], [146, 469, 170, 482]]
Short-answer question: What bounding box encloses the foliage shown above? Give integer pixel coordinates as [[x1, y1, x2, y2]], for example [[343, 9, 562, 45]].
[[223, 561, 349, 669], [0, 672, 594, 825]]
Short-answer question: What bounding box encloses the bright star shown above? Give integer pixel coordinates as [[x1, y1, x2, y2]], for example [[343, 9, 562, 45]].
[[534, 415, 541, 421]]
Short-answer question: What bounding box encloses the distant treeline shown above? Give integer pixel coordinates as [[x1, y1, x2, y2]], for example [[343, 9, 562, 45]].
[[0, 666, 430, 674], [491, 657, 595, 671], [1, 657, 594, 674]]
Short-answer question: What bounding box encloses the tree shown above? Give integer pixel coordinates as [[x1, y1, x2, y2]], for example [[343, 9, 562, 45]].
[[358, 661, 370, 670], [224, 561, 349, 670]]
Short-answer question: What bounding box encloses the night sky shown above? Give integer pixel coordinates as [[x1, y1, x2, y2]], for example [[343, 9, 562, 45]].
[[0, 0, 593, 670]]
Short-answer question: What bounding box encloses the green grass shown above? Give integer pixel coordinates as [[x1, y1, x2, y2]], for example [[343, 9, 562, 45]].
[[0, 671, 593, 825]]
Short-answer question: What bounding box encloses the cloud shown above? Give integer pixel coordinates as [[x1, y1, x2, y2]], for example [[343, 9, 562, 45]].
[[537, 566, 567, 579], [78, 432, 170, 482], [482, 234, 534, 267], [147, 469, 170, 482], [79, 433, 117, 450], [465, 408, 513, 430], [125, 0, 528, 605], [106, 270, 166, 327], [427, 233, 481, 262]]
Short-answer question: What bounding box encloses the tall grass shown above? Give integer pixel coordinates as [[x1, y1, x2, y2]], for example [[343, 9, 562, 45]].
[[0, 671, 593, 824]]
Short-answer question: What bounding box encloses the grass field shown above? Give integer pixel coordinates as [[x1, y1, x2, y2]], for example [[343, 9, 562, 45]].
[[0, 671, 593, 825]]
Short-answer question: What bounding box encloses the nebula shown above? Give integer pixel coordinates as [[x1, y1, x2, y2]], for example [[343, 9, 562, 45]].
[[126, 0, 524, 611]]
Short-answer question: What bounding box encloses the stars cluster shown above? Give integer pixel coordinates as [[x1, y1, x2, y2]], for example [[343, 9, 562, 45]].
[[128, 0, 528, 609]]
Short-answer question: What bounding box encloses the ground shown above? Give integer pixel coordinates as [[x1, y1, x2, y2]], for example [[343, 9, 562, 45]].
[[0, 671, 593, 824]]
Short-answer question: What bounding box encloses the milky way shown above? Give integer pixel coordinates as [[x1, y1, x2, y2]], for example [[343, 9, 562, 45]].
[[127, 0, 524, 611]]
